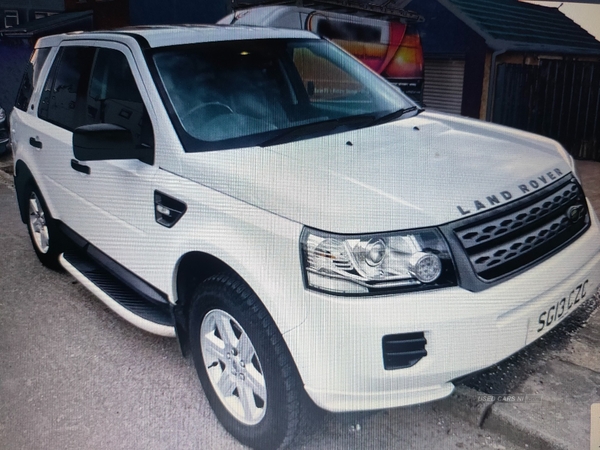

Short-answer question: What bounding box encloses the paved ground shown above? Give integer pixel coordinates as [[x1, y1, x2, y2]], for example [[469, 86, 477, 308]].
[[0, 151, 599, 449]]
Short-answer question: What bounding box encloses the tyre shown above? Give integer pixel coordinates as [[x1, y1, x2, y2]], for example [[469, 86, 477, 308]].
[[189, 273, 315, 450], [25, 184, 63, 270]]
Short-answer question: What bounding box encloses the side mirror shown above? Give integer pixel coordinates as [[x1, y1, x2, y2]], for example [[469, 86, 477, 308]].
[[73, 123, 146, 161]]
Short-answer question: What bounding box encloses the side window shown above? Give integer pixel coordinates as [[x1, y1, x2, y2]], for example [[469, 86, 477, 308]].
[[4, 10, 19, 28], [87, 48, 154, 151], [38, 46, 95, 130], [15, 47, 51, 112], [314, 19, 382, 43]]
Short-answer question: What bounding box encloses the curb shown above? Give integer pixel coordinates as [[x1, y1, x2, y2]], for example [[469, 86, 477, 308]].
[[438, 385, 571, 450], [483, 402, 569, 450], [435, 385, 494, 428]]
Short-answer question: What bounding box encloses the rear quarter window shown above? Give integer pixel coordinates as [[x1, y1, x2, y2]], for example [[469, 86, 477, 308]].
[[15, 47, 51, 112]]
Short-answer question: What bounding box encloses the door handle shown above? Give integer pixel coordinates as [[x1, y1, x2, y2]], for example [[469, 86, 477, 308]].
[[29, 137, 43, 149], [71, 159, 90, 175]]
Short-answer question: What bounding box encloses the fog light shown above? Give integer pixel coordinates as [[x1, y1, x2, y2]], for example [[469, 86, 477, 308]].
[[408, 252, 442, 283]]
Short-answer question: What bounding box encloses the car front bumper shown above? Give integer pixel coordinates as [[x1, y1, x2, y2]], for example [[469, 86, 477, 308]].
[[283, 201, 600, 413]]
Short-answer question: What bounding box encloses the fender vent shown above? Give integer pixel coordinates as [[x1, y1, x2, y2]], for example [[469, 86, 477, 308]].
[[382, 332, 427, 370]]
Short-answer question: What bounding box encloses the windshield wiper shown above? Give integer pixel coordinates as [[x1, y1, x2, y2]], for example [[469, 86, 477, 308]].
[[371, 105, 423, 126], [259, 113, 375, 147], [258, 107, 422, 147]]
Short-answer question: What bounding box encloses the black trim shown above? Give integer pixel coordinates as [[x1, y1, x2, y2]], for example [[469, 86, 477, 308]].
[[172, 301, 189, 356], [59, 223, 88, 249], [154, 190, 187, 228], [70, 159, 90, 174], [63, 251, 174, 327], [29, 137, 42, 148], [14, 160, 34, 224], [59, 224, 169, 306], [382, 332, 427, 370], [113, 31, 151, 50], [87, 245, 169, 306]]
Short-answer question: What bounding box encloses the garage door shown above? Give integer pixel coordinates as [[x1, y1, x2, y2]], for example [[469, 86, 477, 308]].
[[423, 59, 465, 115]]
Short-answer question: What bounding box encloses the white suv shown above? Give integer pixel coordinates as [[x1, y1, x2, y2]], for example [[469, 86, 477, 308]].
[[10, 26, 600, 449]]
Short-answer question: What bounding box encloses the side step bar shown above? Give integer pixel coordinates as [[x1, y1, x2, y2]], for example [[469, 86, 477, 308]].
[[60, 252, 176, 337]]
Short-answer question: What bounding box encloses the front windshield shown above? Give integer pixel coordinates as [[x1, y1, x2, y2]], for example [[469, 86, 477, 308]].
[[152, 38, 415, 150]]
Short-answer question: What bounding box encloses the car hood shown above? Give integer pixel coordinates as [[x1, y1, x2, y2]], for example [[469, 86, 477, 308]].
[[179, 111, 573, 234]]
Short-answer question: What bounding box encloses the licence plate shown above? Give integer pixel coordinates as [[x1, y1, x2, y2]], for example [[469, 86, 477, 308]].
[[533, 279, 589, 336]]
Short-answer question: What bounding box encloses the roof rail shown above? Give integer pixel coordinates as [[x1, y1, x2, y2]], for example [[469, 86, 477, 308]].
[[230, 0, 425, 22]]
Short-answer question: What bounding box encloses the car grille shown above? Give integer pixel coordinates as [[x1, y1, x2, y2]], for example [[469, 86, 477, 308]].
[[452, 176, 589, 282]]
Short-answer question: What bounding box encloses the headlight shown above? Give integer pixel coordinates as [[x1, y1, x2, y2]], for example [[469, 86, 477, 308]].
[[568, 153, 581, 181], [301, 227, 456, 295]]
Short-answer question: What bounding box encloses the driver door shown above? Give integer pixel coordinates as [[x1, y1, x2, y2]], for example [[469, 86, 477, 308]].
[[37, 42, 157, 267]]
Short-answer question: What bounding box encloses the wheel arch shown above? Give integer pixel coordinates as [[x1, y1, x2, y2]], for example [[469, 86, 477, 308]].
[[14, 159, 34, 224], [172, 248, 307, 368], [173, 251, 241, 355]]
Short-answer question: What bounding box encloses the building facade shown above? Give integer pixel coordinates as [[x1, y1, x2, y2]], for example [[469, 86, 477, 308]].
[[0, 0, 128, 31], [411, 0, 600, 160]]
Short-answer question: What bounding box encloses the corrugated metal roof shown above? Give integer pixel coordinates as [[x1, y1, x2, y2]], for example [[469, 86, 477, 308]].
[[438, 0, 600, 55]]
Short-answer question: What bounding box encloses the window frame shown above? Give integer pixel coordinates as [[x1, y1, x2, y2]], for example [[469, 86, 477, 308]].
[[4, 10, 19, 28]]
